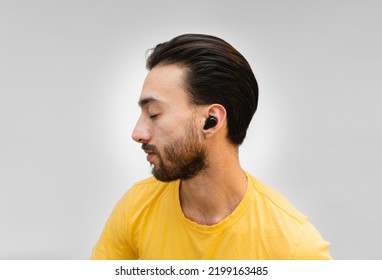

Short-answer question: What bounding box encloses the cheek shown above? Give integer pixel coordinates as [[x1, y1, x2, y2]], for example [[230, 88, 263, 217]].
[[154, 115, 189, 139], [150, 121, 176, 146]]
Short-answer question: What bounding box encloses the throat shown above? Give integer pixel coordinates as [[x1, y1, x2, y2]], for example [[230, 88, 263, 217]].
[[179, 169, 248, 226], [179, 186, 246, 226]]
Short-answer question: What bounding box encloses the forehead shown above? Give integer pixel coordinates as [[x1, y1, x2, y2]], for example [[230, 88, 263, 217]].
[[139, 64, 190, 108]]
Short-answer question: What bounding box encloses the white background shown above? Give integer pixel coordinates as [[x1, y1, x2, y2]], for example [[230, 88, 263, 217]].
[[1, 0, 381, 259]]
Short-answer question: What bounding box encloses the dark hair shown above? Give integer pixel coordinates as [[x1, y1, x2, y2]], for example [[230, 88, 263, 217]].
[[146, 34, 258, 146]]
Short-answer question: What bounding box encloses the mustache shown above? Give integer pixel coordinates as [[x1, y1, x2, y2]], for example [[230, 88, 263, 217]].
[[142, 143, 158, 153]]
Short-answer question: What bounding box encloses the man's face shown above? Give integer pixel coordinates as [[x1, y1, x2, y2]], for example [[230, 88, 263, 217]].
[[132, 64, 207, 182]]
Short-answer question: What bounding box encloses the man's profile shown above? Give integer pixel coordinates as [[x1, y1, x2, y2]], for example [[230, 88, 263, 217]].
[[91, 34, 331, 259]]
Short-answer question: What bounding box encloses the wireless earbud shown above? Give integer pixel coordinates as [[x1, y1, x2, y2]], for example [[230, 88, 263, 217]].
[[203, 116, 217, 130]]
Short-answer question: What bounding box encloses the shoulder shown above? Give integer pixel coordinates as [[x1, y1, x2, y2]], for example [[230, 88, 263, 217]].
[[127, 176, 174, 199], [118, 177, 176, 215], [91, 177, 170, 260], [246, 172, 332, 259], [247, 173, 307, 225]]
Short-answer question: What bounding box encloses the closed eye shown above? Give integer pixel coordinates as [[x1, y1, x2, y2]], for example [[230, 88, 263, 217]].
[[149, 114, 159, 120]]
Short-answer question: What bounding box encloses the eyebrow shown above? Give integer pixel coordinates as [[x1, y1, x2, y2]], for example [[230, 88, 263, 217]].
[[138, 97, 161, 108]]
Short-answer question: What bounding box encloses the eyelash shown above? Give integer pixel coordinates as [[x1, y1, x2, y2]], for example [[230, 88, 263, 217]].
[[149, 114, 159, 120]]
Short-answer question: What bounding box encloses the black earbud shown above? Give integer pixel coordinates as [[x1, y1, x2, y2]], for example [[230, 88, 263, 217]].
[[203, 116, 217, 130]]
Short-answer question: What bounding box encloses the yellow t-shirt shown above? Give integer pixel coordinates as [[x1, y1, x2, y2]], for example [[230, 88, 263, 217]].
[[91, 173, 331, 259]]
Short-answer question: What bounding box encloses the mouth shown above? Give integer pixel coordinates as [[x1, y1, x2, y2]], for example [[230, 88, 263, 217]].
[[142, 144, 158, 163], [144, 150, 156, 162]]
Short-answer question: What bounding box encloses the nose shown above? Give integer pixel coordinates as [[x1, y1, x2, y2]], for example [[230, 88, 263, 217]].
[[131, 115, 151, 143]]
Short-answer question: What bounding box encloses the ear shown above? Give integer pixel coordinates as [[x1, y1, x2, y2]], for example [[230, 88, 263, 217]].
[[202, 104, 226, 138]]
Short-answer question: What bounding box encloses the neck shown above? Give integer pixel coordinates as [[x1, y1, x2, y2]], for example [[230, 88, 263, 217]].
[[179, 145, 247, 226]]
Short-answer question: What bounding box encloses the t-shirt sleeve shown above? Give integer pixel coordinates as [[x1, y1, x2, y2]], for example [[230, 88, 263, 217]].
[[291, 221, 332, 260], [90, 190, 137, 260]]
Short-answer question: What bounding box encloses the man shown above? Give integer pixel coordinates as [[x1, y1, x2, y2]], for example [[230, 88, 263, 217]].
[[91, 34, 331, 259]]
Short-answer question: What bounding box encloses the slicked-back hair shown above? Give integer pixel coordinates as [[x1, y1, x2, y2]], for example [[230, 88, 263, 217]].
[[146, 34, 259, 146]]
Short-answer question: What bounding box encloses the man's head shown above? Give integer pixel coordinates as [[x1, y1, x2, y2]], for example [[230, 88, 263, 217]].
[[132, 34, 258, 181], [146, 33, 258, 146]]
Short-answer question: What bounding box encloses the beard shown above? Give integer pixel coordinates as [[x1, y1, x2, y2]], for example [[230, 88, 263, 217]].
[[142, 125, 207, 182]]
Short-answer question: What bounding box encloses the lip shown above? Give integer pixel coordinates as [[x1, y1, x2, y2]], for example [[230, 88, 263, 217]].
[[144, 150, 156, 162], [146, 153, 155, 162]]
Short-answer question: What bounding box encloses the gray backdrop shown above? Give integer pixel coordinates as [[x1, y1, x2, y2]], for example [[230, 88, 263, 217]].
[[1, 0, 381, 259]]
